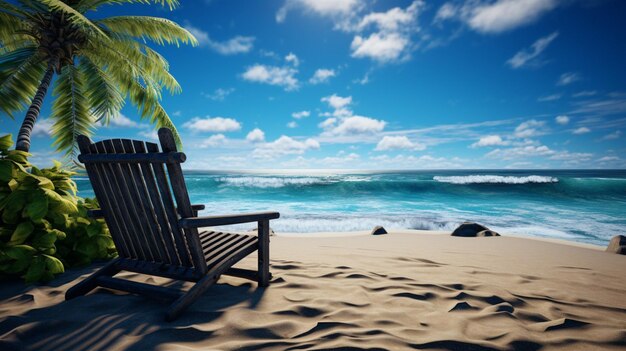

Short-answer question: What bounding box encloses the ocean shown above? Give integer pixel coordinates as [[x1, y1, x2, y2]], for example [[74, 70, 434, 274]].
[[74, 170, 626, 246]]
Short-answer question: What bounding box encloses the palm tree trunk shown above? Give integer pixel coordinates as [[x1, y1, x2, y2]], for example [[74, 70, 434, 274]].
[[15, 66, 55, 152]]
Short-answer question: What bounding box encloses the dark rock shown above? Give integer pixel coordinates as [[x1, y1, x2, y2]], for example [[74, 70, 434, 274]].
[[371, 226, 388, 235], [477, 230, 501, 237], [451, 222, 489, 237], [606, 235, 626, 255]]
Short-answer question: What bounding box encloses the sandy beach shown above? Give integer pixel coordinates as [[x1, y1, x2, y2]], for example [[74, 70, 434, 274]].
[[0, 230, 624, 351]]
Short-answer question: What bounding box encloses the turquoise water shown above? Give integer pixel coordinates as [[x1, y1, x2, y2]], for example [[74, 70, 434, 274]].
[[74, 170, 626, 246]]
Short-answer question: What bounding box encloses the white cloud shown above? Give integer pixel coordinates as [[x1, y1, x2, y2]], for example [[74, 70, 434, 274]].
[[322, 94, 352, 110], [471, 135, 508, 148], [434, 3, 457, 22], [138, 130, 158, 141], [557, 72, 581, 86], [507, 31, 559, 69], [287, 121, 298, 128], [572, 90, 597, 98], [200, 134, 227, 148], [276, 0, 361, 23], [309, 68, 336, 84], [601, 130, 622, 140], [32, 119, 55, 137], [486, 144, 555, 160], [322, 115, 386, 136], [375, 135, 425, 151], [514, 120, 546, 138], [204, 88, 234, 101], [598, 156, 619, 162], [572, 127, 590, 135], [467, 0, 558, 33], [185, 25, 254, 55], [357, 2, 422, 32], [537, 93, 562, 102], [292, 110, 310, 119], [351, 32, 410, 63], [253, 135, 320, 159], [183, 116, 241, 133], [555, 115, 570, 125], [285, 52, 300, 66], [242, 64, 299, 91], [246, 128, 265, 143]]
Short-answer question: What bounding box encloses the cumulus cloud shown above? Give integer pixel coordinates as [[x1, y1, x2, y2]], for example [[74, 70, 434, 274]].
[[375, 136, 425, 151], [276, 0, 361, 23], [285, 52, 300, 66], [292, 110, 310, 119], [183, 117, 241, 133], [185, 25, 254, 55], [486, 144, 554, 160], [309, 68, 336, 84], [322, 115, 386, 136], [572, 127, 590, 135], [471, 135, 508, 148], [242, 64, 299, 91], [470, 0, 558, 33], [351, 32, 410, 63], [555, 115, 570, 125], [557, 72, 581, 86], [200, 134, 227, 148], [246, 128, 265, 143], [322, 94, 352, 111], [32, 119, 55, 136], [514, 120, 546, 138], [287, 121, 298, 128], [253, 135, 320, 159], [507, 31, 559, 69]]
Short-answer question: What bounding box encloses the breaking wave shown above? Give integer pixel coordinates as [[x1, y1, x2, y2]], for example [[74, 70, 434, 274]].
[[433, 175, 558, 185]]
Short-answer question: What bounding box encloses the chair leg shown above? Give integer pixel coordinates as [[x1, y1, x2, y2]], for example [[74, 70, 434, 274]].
[[258, 220, 270, 287], [65, 259, 121, 300], [165, 273, 219, 322]]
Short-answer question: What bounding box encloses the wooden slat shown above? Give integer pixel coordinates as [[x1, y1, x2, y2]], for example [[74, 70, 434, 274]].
[[206, 235, 257, 269], [199, 231, 229, 248], [96, 276, 183, 301], [89, 142, 138, 259], [133, 140, 180, 266], [146, 142, 192, 268], [97, 140, 148, 261], [77, 136, 131, 258], [121, 139, 171, 263], [158, 129, 207, 275], [207, 238, 258, 272], [179, 212, 280, 228], [203, 234, 248, 261], [78, 152, 186, 164]]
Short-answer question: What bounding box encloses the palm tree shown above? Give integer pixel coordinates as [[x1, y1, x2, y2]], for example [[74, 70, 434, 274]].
[[0, 0, 197, 157]]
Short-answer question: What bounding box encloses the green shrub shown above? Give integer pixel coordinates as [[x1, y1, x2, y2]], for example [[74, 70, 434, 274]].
[[0, 134, 116, 283]]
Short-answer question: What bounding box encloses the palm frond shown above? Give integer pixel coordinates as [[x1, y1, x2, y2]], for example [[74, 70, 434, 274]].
[[0, 1, 29, 17], [0, 46, 46, 117], [37, 0, 107, 38], [0, 12, 34, 52], [50, 64, 93, 158], [76, 0, 180, 12], [78, 57, 125, 124], [97, 16, 197, 47]]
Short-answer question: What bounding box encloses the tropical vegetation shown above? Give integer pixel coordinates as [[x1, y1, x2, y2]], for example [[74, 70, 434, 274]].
[[0, 0, 196, 159]]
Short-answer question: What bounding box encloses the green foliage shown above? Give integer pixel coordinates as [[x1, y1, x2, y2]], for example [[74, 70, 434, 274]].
[[0, 0, 194, 156], [0, 134, 116, 283]]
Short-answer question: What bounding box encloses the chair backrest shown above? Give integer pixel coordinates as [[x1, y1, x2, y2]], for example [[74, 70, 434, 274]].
[[77, 128, 207, 274]]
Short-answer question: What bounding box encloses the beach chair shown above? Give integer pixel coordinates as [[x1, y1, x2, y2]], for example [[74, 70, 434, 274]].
[[65, 128, 279, 321]]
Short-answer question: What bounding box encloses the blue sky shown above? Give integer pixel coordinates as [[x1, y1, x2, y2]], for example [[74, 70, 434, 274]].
[[3, 0, 626, 169]]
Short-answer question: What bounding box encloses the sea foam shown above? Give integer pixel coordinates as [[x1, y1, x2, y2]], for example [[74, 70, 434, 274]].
[[433, 175, 558, 184], [215, 176, 331, 188]]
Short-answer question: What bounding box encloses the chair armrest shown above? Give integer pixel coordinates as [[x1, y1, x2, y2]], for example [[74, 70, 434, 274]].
[[87, 209, 104, 218], [177, 204, 205, 215], [179, 211, 280, 228]]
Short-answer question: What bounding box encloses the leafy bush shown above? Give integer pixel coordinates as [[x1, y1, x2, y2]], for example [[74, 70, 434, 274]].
[[0, 134, 116, 283]]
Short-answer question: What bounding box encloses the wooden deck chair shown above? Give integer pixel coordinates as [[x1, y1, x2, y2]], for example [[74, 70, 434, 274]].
[[65, 128, 279, 321]]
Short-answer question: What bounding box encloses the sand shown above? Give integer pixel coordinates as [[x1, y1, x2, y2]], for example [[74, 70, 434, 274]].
[[0, 231, 625, 350]]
